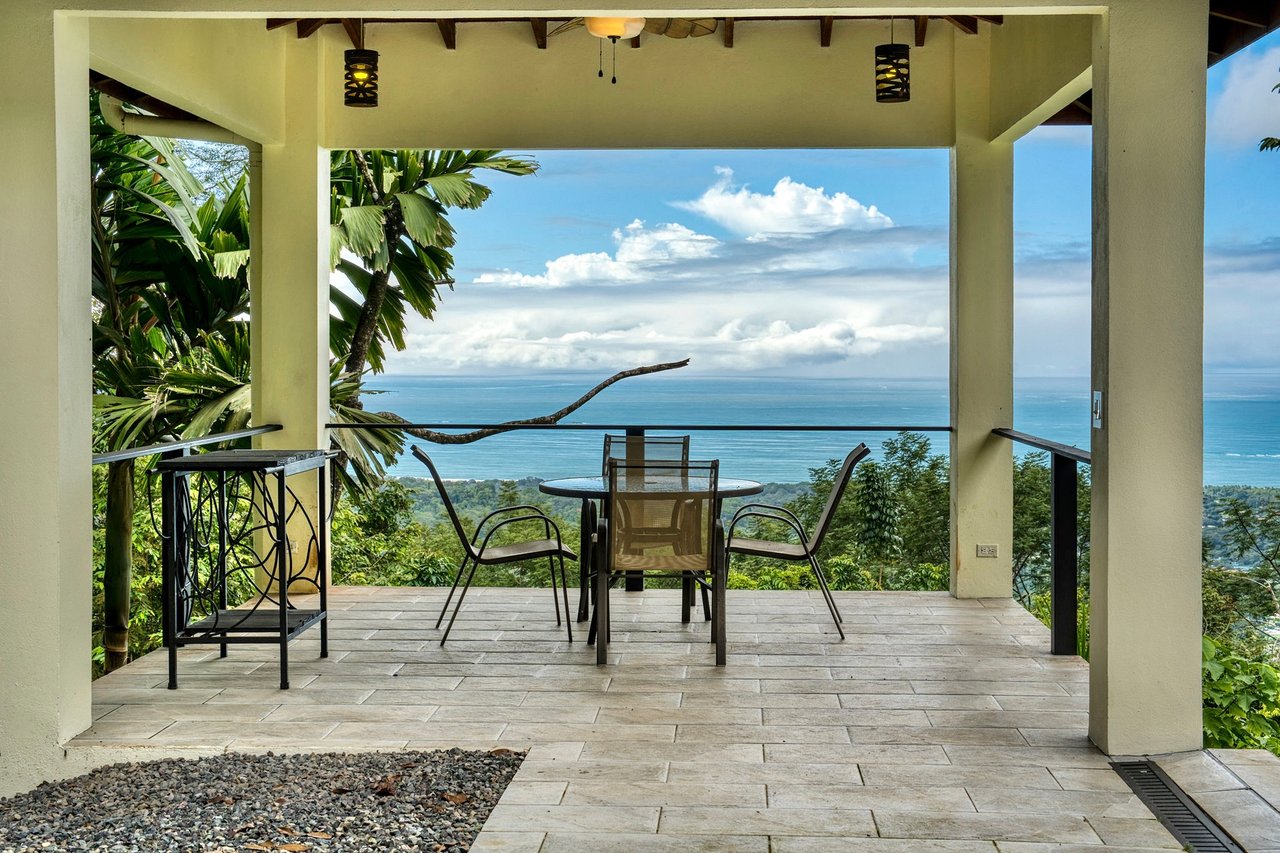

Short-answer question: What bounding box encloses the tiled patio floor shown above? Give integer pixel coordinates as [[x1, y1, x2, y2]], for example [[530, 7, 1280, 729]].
[[79, 587, 1212, 850]]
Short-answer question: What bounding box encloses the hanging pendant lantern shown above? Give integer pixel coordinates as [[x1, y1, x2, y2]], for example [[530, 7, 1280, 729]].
[[875, 18, 910, 103], [344, 28, 379, 109]]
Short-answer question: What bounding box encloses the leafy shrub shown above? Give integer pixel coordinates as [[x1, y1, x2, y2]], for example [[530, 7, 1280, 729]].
[[1202, 636, 1280, 755]]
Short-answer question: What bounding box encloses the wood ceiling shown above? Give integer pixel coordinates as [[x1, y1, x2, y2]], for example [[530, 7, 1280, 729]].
[[265, 15, 1003, 51], [95, 5, 1280, 128], [267, 4, 1280, 126]]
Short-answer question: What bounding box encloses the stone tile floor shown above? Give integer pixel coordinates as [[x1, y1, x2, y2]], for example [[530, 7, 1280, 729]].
[[75, 587, 1278, 850]]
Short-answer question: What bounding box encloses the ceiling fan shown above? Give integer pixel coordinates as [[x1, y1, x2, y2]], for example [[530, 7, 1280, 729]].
[[548, 17, 719, 40]]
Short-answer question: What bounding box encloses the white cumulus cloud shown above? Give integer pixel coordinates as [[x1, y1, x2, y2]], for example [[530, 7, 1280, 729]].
[[673, 167, 893, 240], [474, 220, 719, 288], [1210, 45, 1280, 149]]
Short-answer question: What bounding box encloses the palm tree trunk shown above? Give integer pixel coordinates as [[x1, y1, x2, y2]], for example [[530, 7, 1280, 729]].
[[103, 458, 134, 672], [343, 262, 393, 383]]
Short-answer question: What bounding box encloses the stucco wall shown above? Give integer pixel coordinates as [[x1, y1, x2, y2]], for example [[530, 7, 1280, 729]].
[[89, 17, 285, 142], [321, 20, 956, 150]]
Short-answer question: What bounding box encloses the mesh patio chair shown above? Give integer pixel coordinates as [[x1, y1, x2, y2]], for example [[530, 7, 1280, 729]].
[[601, 433, 690, 476], [601, 434, 709, 620], [589, 459, 727, 665], [411, 446, 576, 646], [726, 444, 871, 640]]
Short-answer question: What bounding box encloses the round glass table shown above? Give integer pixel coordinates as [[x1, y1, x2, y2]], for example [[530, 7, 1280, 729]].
[[539, 475, 763, 620]]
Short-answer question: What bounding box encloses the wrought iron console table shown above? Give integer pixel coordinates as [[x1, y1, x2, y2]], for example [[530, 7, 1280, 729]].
[[157, 449, 331, 689]]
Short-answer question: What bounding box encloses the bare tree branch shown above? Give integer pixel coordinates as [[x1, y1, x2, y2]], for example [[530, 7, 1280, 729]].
[[373, 358, 691, 444]]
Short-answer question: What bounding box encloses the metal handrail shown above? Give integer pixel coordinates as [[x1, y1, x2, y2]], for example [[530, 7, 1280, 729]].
[[992, 428, 1090, 464], [91, 425, 283, 465], [327, 422, 952, 432], [992, 426, 1089, 656]]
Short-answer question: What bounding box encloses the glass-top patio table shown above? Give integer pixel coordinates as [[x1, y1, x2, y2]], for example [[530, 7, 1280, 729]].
[[539, 475, 763, 622]]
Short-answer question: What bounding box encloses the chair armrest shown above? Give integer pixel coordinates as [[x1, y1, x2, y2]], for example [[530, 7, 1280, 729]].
[[476, 513, 566, 556], [729, 503, 805, 528], [727, 509, 810, 547], [473, 504, 552, 543]]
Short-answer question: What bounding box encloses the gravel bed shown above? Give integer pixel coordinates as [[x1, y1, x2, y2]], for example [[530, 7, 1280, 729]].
[[0, 748, 524, 853]]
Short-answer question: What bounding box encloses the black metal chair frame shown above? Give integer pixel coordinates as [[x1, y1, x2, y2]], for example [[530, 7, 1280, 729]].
[[588, 459, 727, 666], [726, 444, 871, 640], [411, 446, 576, 646]]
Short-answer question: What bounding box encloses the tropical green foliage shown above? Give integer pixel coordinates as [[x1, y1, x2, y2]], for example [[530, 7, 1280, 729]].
[[1203, 636, 1280, 752], [328, 149, 537, 377]]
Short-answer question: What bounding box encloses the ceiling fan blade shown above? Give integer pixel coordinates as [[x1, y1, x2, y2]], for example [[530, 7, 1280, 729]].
[[547, 18, 584, 37], [643, 17, 718, 38]]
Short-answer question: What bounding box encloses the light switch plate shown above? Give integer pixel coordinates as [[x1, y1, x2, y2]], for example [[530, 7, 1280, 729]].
[[1092, 390, 1104, 429]]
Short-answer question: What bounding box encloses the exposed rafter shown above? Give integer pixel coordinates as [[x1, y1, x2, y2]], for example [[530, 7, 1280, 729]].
[[89, 71, 205, 123], [437, 20, 457, 50], [723, 17, 735, 48], [914, 16, 929, 47], [341, 19, 362, 49], [943, 15, 979, 35], [531, 18, 547, 49], [296, 19, 326, 39], [819, 16, 833, 47]]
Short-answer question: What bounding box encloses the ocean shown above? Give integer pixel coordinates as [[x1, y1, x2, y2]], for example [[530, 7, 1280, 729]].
[[365, 373, 1280, 486]]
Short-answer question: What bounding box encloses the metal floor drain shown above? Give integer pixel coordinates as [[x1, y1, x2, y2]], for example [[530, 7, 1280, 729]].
[[1111, 760, 1244, 852]]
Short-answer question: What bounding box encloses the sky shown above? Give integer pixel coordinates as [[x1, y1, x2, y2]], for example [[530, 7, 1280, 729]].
[[372, 31, 1280, 382]]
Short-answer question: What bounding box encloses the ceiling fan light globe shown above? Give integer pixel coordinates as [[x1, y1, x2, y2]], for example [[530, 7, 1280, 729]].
[[584, 16, 645, 38]]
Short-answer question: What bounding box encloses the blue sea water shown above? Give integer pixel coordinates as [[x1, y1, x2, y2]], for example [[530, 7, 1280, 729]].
[[367, 373, 1280, 486]]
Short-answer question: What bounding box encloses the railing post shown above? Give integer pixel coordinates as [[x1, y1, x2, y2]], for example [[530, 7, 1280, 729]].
[[1050, 453, 1079, 655], [624, 426, 645, 592]]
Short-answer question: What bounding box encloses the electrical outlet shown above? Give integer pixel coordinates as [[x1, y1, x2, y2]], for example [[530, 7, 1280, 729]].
[[976, 543, 999, 558]]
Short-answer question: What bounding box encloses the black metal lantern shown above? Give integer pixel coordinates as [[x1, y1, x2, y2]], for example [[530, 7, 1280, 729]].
[[875, 19, 910, 104], [344, 48, 379, 108]]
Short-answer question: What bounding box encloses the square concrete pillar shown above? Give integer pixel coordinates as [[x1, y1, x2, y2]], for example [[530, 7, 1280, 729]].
[[0, 11, 93, 796], [250, 38, 331, 592], [1089, 0, 1208, 754], [950, 28, 1015, 599]]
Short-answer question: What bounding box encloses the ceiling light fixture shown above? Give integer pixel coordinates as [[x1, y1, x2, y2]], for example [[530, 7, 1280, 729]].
[[344, 20, 379, 107], [584, 17, 645, 84], [875, 17, 910, 103]]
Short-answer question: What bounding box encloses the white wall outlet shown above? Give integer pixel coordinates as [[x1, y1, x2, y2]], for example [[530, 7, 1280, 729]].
[[976, 543, 999, 558]]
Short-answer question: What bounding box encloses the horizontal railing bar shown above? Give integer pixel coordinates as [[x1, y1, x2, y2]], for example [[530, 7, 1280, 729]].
[[992, 428, 1091, 464], [91, 425, 283, 465], [327, 422, 953, 432]]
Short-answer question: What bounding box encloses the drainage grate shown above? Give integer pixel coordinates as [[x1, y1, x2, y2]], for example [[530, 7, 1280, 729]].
[[1111, 760, 1244, 852]]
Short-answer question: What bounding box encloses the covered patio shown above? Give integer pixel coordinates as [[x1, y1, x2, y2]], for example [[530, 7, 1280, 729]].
[[80, 586, 1160, 849], [4, 0, 1280, 846]]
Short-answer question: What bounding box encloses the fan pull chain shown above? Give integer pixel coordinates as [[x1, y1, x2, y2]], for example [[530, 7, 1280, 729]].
[[598, 38, 603, 78], [611, 36, 618, 84]]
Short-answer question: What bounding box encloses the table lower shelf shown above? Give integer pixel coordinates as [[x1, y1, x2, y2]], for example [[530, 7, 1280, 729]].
[[175, 608, 325, 644]]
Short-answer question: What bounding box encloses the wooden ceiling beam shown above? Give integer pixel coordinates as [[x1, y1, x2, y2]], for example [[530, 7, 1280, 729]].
[[819, 16, 833, 47], [265, 19, 298, 31], [723, 17, 735, 47], [944, 15, 979, 35], [914, 16, 928, 47], [341, 19, 362, 49], [630, 34, 642, 48], [1210, 1, 1269, 28], [296, 19, 327, 38], [975, 15, 1004, 25], [89, 71, 205, 123], [530, 18, 547, 49], [438, 19, 457, 50]]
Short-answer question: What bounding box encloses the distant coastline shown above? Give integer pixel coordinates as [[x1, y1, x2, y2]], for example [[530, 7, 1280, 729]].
[[372, 373, 1280, 486]]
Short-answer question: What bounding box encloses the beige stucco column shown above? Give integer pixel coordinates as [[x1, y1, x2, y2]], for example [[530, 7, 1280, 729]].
[[251, 37, 330, 591], [1088, 1, 1207, 755], [949, 28, 1014, 599], [0, 11, 92, 796]]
